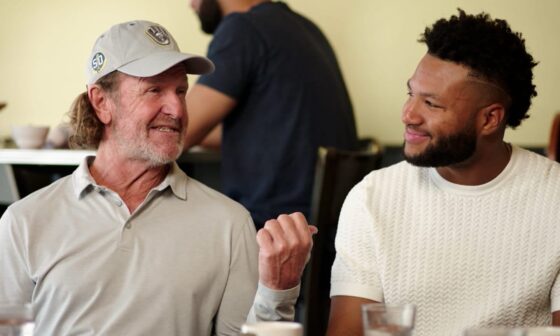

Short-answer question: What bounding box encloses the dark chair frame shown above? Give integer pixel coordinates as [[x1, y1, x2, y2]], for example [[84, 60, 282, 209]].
[[302, 140, 383, 336]]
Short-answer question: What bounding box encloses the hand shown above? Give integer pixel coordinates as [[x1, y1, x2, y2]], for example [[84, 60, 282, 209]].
[[256, 212, 318, 290]]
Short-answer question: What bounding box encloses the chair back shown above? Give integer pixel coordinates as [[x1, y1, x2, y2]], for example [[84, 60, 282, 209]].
[[548, 112, 560, 162], [303, 140, 383, 336]]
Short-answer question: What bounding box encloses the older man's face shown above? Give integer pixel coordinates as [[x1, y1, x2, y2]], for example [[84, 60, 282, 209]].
[[108, 65, 188, 166]]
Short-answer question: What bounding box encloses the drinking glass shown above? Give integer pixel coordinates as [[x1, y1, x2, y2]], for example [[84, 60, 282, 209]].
[[0, 303, 34, 336], [463, 327, 526, 336], [361, 303, 415, 336]]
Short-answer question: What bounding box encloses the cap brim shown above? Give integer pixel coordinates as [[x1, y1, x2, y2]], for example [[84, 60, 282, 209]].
[[118, 51, 214, 77]]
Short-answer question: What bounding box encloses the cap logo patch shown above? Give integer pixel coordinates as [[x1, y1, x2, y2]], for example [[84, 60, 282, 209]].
[[91, 52, 105, 73], [146, 26, 171, 45]]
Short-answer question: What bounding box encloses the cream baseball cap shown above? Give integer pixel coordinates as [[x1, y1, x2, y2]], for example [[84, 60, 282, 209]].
[[86, 20, 214, 85]]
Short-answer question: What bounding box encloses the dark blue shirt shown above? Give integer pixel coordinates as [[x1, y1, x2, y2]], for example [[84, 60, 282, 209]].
[[198, 1, 358, 228]]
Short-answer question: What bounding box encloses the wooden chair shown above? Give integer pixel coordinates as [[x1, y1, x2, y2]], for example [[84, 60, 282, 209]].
[[302, 139, 383, 336], [548, 112, 560, 162]]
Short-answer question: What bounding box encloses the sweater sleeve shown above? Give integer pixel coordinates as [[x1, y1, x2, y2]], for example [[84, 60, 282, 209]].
[[246, 283, 299, 323], [330, 177, 384, 301]]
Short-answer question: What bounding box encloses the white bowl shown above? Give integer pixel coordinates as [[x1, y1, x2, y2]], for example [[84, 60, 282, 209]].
[[46, 123, 71, 148], [11, 125, 50, 149]]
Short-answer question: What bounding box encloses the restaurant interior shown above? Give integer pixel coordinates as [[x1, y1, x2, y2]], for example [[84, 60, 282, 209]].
[[1, 0, 559, 335]]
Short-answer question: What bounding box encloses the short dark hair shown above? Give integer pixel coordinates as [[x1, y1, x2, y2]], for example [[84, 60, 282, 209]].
[[419, 9, 538, 128]]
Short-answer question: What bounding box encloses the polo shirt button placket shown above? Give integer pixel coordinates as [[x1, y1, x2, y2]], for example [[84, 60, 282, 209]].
[[119, 219, 134, 250]]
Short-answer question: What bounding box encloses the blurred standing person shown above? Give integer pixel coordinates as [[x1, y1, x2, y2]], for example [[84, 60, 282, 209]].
[[186, 0, 359, 229]]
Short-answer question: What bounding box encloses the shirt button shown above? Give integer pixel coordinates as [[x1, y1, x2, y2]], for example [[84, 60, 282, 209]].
[[125, 223, 132, 229], [115, 200, 123, 207]]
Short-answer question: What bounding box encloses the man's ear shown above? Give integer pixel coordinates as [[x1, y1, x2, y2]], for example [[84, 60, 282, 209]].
[[87, 85, 114, 125], [478, 103, 506, 136]]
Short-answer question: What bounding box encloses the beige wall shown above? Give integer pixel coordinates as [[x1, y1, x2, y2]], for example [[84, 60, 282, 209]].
[[0, 0, 558, 146]]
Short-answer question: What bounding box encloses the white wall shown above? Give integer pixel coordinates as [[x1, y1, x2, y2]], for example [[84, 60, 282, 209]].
[[0, 0, 558, 146]]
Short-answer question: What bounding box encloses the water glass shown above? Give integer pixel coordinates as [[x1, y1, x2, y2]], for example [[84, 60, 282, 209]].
[[463, 327, 526, 336], [0, 303, 34, 336], [361, 303, 415, 336]]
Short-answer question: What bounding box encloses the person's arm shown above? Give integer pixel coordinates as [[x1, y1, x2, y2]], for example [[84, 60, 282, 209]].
[[246, 212, 318, 322], [327, 296, 377, 336], [185, 15, 263, 150], [550, 261, 560, 326], [553, 311, 560, 326], [213, 214, 259, 336], [328, 179, 384, 335], [185, 84, 236, 149], [199, 124, 222, 150], [0, 208, 34, 303]]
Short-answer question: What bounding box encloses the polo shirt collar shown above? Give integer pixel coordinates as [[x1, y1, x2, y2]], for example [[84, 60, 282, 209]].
[[71, 156, 188, 200], [159, 162, 188, 200], [72, 156, 96, 198]]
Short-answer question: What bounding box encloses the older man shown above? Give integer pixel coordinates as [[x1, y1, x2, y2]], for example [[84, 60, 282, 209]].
[[0, 20, 315, 335], [327, 9, 560, 336]]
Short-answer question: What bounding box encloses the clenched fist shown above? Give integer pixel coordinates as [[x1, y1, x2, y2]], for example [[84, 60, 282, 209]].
[[256, 212, 318, 290]]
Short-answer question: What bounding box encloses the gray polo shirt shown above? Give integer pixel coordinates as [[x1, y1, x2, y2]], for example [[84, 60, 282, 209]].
[[0, 157, 298, 335]]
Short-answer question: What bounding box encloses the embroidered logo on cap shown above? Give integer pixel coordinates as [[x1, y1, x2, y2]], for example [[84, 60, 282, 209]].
[[91, 52, 105, 73], [146, 25, 171, 45]]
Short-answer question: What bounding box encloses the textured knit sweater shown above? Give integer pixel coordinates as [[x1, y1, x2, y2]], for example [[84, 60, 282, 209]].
[[331, 146, 560, 336]]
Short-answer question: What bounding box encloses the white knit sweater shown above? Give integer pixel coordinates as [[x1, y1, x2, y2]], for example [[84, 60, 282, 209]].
[[331, 146, 560, 336]]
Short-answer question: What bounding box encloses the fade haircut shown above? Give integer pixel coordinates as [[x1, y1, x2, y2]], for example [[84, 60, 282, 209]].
[[419, 9, 538, 128]]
